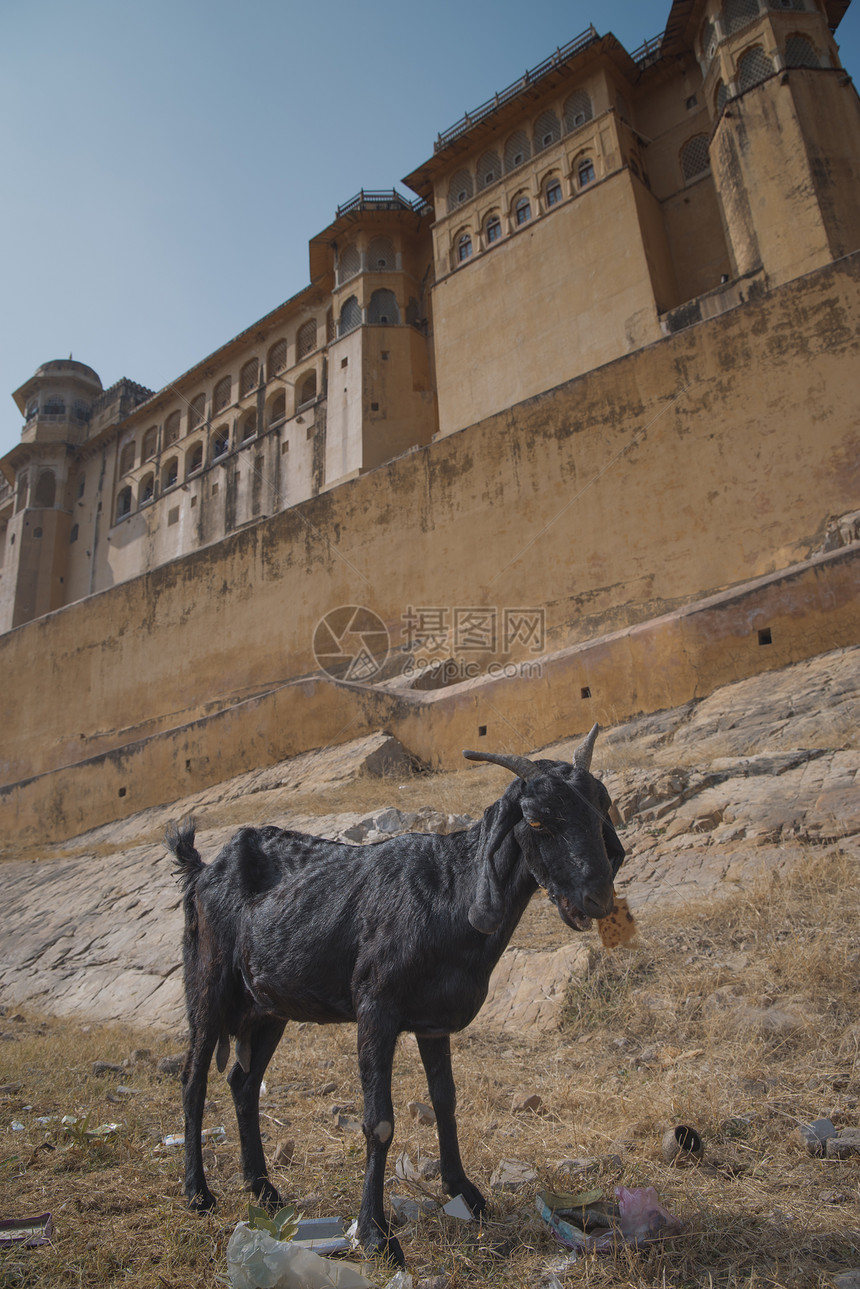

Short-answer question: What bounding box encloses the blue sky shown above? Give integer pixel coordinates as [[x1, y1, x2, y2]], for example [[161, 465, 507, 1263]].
[[2, 0, 858, 458]]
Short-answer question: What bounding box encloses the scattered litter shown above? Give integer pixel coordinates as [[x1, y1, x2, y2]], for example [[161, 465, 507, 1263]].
[[226, 1220, 374, 1288], [596, 894, 637, 948], [490, 1158, 538, 1192], [795, 1117, 836, 1156], [538, 1184, 681, 1253], [661, 1124, 704, 1165], [60, 1116, 121, 1141], [0, 1213, 54, 1248], [441, 1194, 473, 1221], [293, 1218, 349, 1256], [160, 1125, 226, 1148], [10, 1122, 24, 1133]]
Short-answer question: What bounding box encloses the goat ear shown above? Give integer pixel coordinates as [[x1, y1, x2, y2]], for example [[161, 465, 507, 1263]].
[[468, 791, 523, 935], [602, 815, 626, 878]]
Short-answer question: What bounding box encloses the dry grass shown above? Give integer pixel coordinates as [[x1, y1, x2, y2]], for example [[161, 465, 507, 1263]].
[[2, 849, 859, 1288]]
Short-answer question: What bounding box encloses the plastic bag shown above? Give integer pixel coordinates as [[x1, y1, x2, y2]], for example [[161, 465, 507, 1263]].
[[226, 1222, 374, 1289]]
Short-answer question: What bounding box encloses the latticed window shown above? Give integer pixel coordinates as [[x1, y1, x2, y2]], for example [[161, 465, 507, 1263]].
[[715, 80, 729, 113], [785, 34, 818, 66], [326, 309, 335, 342], [563, 90, 593, 131], [368, 236, 395, 269], [297, 319, 317, 359], [267, 341, 287, 379], [476, 150, 500, 189], [239, 359, 259, 398], [35, 470, 56, 508], [578, 158, 596, 187], [700, 19, 718, 64], [213, 375, 232, 412], [298, 371, 317, 405], [448, 170, 473, 209], [504, 130, 530, 173], [143, 426, 158, 459], [724, 0, 761, 35], [738, 46, 773, 90], [534, 110, 561, 151], [213, 427, 230, 458], [339, 295, 361, 336], [269, 392, 286, 425], [116, 486, 132, 520], [368, 289, 399, 324], [457, 233, 473, 262], [188, 393, 206, 429], [340, 244, 360, 282], [681, 135, 711, 180], [545, 178, 563, 207], [119, 441, 136, 474], [163, 457, 178, 489], [164, 411, 181, 446], [485, 214, 502, 244]]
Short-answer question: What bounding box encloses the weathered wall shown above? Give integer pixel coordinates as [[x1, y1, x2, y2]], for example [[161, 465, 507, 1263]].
[[0, 255, 858, 799], [3, 546, 857, 845]]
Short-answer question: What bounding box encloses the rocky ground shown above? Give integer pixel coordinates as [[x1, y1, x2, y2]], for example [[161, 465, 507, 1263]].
[[1, 646, 857, 1035]]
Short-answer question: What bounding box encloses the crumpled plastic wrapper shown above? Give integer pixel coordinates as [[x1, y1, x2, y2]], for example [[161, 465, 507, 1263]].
[[538, 1184, 681, 1253], [226, 1222, 374, 1289]]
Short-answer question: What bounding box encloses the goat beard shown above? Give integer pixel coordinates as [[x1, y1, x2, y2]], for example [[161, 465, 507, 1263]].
[[552, 893, 593, 932]]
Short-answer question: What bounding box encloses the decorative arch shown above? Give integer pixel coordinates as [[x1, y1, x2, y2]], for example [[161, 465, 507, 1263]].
[[267, 339, 287, 378], [162, 457, 179, 490], [543, 173, 563, 207], [297, 370, 317, 406], [368, 289, 400, 325], [188, 392, 206, 429], [367, 236, 395, 269], [268, 390, 287, 426], [476, 150, 501, 189], [737, 45, 774, 90], [164, 410, 181, 446], [785, 33, 819, 66], [186, 442, 204, 476], [339, 295, 361, 336], [119, 440, 136, 475], [724, 0, 760, 34], [142, 426, 158, 459], [339, 244, 361, 281], [563, 89, 593, 132], [447, 170, 474, 210], [115, 486, 133, 521], [297, 318, 317, 359], [455, 231, 473, 263], [213, 374, 232, 413], [139, 473, 155, 505], [213, 426, 230, 459], [534, 109, 561, 151], [239, 359, 259, 398], [34, 470, 56, 508], [513, 193, 532, 226], [504, 130, 531, 173], [680, 134, 711, 181], [484, 212, 503, 244], [241, 410, 258, 442]]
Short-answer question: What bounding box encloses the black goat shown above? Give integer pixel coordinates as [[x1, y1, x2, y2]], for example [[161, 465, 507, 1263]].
[[166, 724, 624, 1265]]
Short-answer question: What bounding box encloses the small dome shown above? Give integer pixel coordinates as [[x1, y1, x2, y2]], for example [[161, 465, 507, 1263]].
[[32, 360, 102, 389]]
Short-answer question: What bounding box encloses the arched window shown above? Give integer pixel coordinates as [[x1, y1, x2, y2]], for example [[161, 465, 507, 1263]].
[[514, 195, 532, 226], [681, 134, 711, 180], [213, 374, 232, 412], [367, 236, 395, 269], [164, 411, 181, 446], [368, 289, 400, 325], [188, 393, 206, 429], [456, 232, 473, 262], [34, 470, 56, 508], [186, 443, 203, 476], [724, 0, 760, 34], [737, 46, 773, 90], [116, 486, 132, 521], [700, 19, 718, 65], [534, 110, 561, 151], [119, 440, 136, 475], [268, 391, 287, 426], [476, 150, 501, 189], [715, 80, 729, 114], [577, 157, 596, 187], [339, 295, 361, 336], [563, 89, 593, 132], [267, 340, 287, 378], [447, 170, 474, 209], [241, 410, 257, 442], [140, 473, 154, 505], [297, 319, 317, 359], [326, 308, 335, 342], [213, 426, 230, 459], [297, 371, 317, 406], [162, 457, 179, 489], [485, 214, 502, 244], [239, 359, 259, 398], [143, 426, 158, 459], [785, 34, 819, 67], [544, 176, 563, 208], [504, 130, 530, 173], [339, 243, 360, 282], [44, 397, 65, 416]]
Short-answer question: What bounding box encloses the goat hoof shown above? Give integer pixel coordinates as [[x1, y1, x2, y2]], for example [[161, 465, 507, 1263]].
[[361, 1228, 405, 1268], [252, 1179, 284, 1211], [188, 1187, 217, 1213], [456, 1180, 487, 1217]]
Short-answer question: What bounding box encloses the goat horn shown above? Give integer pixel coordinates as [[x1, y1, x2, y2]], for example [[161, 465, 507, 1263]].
[[463, 749, 541, 780], [572, 722, 599, 772]]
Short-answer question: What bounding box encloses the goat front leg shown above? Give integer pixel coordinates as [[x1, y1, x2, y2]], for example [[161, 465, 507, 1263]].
[[417, 1035, 486, 1217], [227, 1017, 287, 1209], [356, 1008, 404, 1266]]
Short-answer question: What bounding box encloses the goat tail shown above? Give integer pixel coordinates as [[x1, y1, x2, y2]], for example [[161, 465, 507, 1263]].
[[165, 817, 204, 889]]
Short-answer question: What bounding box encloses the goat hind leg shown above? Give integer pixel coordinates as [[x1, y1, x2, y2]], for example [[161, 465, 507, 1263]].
[[182, 1022, 220, 1211], [227, 1016, 286, 1208], [356, 1011, 404, 1265], [417, 1034, 486, 1216]]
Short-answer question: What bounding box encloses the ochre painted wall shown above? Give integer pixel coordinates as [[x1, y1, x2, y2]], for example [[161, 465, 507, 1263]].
[[0, 256, 857, 798]]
